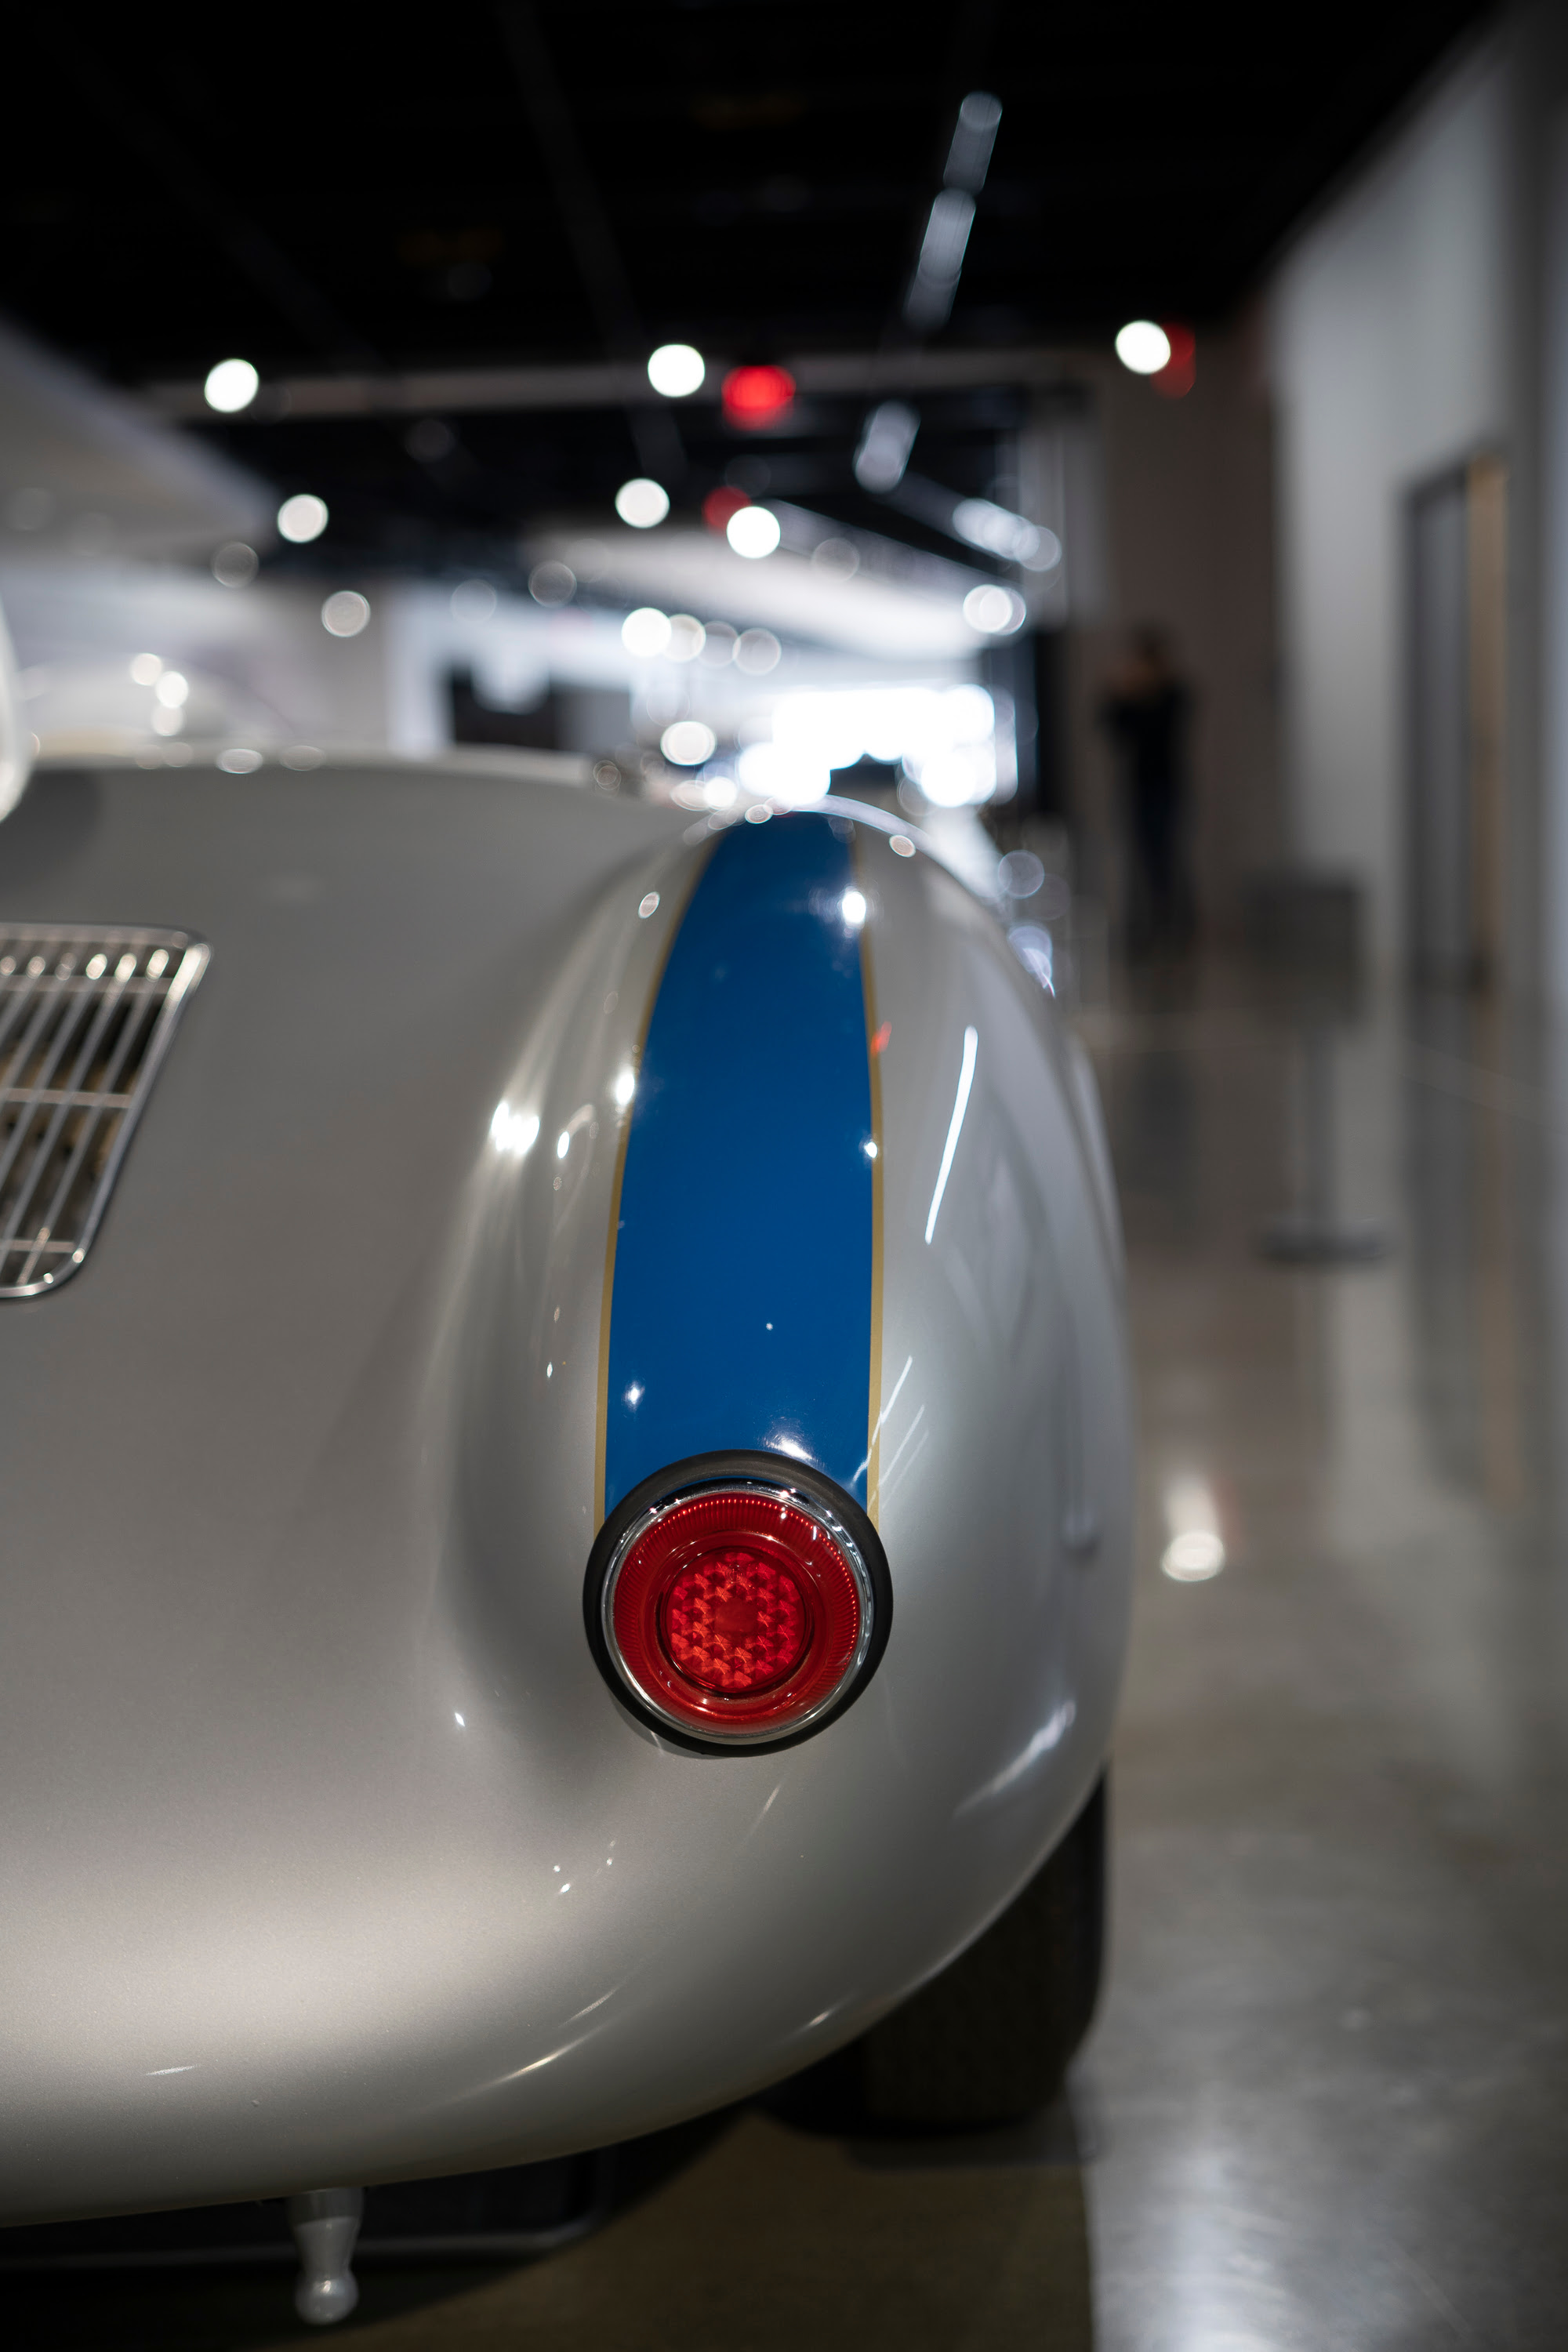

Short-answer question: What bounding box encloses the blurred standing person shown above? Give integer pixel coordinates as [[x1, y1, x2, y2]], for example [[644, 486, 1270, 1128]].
[[1098, 626, 1194, 956]]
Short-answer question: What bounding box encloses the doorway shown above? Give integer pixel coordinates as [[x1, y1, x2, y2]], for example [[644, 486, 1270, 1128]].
[[1406, 455, 1508, 985]]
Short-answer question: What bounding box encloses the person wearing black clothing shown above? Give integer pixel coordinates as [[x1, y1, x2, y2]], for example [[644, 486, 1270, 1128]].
[[1098, 626, 1194, 954]]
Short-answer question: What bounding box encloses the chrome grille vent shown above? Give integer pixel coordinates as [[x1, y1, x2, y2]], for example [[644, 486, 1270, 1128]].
[[0, 927, 208, 1298]]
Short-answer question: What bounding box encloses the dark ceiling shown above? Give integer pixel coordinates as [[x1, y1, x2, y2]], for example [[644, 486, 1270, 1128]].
[[2, 1, 1494, 567]]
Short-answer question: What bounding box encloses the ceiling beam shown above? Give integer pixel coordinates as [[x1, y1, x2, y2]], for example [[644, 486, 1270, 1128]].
[[142, 346, 1097, 426]]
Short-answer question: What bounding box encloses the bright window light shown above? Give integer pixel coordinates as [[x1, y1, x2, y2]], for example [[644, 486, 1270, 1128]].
[[615, 477, 670, 528], [738, 742, 829, 807], [648, 343, 706, 397], [1116, 320, 1172, 376], [840, 888, 867, 929], [726, 504, 781, 559], [204, 358, 259, 413], [661, 719, 717, 767], [760, 682, 999, 807], [278, 493, 328, 543], [920, 748, 993, 807], [622, 607, 672, 657]]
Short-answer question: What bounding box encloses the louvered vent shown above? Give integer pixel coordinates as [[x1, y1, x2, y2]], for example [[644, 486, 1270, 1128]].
[[0, 927, 208, 1298]]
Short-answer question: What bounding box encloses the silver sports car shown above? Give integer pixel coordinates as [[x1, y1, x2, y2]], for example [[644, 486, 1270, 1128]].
[[0, 750, 1131, 2321]]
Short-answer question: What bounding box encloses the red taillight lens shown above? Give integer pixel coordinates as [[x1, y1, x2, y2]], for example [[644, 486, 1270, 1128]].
[[604, 1484, 869, 1742], [662, 1549, 810, 1692]]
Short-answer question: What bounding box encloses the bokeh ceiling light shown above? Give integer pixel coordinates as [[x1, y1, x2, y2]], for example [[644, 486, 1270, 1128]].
[[952, 496, 1056, 570], [203, 358, 260, 413], [734, 628, 782, 674], [450, 579, 497, 623], [647, 343, 706, 397], [721, 365, 796, 430], [962, 583, 1026, 635], [528, 561, 575, 607], [622, 606, 673, 657], [854, 401, 920, 493], [321, 590, 371, 637], [1115, 320, 1172, 376], [660, 719, 717, 767], [726, 504, 782, 559], [615, 477, 670, 528], [211, 541, 258, 587], [278, 493, 328, 543]]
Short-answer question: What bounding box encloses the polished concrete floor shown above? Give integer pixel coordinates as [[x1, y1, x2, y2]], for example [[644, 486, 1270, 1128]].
[[1083, 971, 1568, 2351], [14, 970, 1568, 2348]]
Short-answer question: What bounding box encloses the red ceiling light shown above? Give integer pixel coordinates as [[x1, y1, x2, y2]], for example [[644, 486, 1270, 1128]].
[[722, 365, 796, 430], [702, 485, 751, 534], [1152, 322, 1196, 400], [602, 1482, 872, 1743]]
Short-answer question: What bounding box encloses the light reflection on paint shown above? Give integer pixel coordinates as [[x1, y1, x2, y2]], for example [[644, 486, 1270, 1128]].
[[924, 1027, 978, 1243], [955, 1700, 1077, 1813], [490, 1103, 539, 1158]]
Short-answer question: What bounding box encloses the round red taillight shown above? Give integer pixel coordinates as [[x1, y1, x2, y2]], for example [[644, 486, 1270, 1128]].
[[602, 1482, 873, 1744]]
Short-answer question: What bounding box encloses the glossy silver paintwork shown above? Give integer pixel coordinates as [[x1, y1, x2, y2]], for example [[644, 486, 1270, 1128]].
[[0, 757, 1131, 2225], [599, 1477, 877, 1744]]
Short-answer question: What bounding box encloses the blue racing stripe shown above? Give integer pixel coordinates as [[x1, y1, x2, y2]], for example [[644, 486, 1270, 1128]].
[[604, 815, 873, 1513]]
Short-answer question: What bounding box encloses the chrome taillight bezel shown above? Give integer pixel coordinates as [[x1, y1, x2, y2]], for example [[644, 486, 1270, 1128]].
[[584, 1450, 892, 1755]]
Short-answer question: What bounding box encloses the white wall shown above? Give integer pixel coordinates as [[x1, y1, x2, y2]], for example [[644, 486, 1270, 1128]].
[[1061, 328, 1281, 936], [1541, 105, 1568, 1005], [1269, 31, 1517, 969]]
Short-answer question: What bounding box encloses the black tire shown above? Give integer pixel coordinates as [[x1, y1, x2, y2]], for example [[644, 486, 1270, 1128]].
[[858, 1772, 1106, 2128], [767, 1773, 1107, 2136]]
